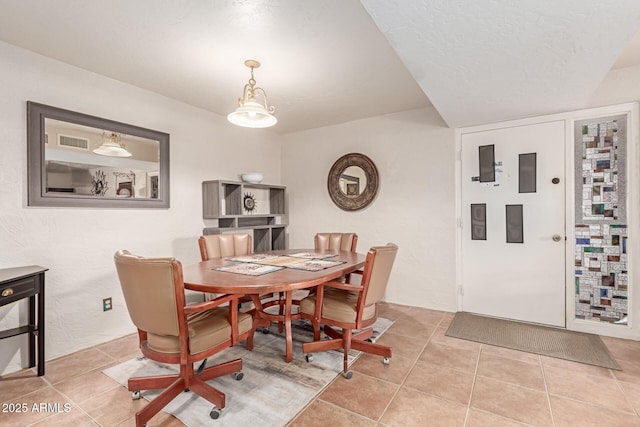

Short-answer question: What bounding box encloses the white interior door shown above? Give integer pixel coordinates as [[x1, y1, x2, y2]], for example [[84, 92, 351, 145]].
[[461, 120, 566, 327]]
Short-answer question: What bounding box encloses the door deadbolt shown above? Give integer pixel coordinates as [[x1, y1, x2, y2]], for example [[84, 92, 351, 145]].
[[552, 177, 560, 184], [552, 235, 562, 242]]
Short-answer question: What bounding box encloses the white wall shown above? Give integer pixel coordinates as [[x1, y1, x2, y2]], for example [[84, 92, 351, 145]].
[[3, 40, 639, 378], [0, 41, 282, 376], [588, 64, 640, 108], [282, 107, 457, 311]]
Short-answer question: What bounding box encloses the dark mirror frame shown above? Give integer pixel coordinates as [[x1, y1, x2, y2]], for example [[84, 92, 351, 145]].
[[27, 101, 170, 208], [327, 153, 379, 211]]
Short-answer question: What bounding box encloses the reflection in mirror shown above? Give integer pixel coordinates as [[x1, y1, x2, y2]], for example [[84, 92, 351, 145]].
[[44, 119, 160, 199], [28, 102, 170, 208], [339, 166, 367, 197]]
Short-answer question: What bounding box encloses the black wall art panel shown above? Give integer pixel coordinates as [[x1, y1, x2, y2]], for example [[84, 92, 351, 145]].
[[478, 145, 495, 182], [471, 204, 487, 240], [519, 153, 537, 193], [506, 204, 524, 243]]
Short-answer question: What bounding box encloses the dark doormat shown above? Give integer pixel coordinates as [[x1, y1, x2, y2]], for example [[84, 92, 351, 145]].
[[446, 312, 621, 370]]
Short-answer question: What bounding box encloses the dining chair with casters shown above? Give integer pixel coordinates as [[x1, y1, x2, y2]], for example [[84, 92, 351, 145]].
[[198, 234, 276, 330], [198, 234, 252, 301], [274, 233, 360, 331], [314, 232, 358, 253], [300, 243, 398, 379], [198, 233, 253, 261], [314, 232, 358, 283], [114, 250, 255, 426]]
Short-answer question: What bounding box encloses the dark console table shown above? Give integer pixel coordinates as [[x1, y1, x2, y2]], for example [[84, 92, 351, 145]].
[[0, 266, 47, 376]]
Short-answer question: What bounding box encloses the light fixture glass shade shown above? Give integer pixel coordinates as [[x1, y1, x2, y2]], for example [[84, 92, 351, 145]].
[[93, 132, 132, 157], [228, 59, 277, 129], [227, 101, 277, 128]]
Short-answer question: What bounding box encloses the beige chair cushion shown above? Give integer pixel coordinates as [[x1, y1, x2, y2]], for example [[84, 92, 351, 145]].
[[148, 308, 253, 355], [200, 234, 252, 301], [364, 244, 397, 306], [300, 287, 376, 323], [115, 251, 181, 337], [314, 233, 358, 284], [315, 233, 356, 252], [201, 234, 251, 259], [300, 244, 397, 326]]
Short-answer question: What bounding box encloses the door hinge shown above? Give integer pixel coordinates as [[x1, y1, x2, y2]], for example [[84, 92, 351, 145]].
[[458, 285, 464, 296]]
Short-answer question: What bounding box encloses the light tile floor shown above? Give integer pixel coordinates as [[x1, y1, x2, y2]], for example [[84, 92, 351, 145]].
[[2, 302, 640, 426]]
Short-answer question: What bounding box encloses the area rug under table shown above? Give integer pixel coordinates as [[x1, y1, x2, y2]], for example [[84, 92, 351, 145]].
[[446, 312, 620, 370], [103, 317, 393, 426]]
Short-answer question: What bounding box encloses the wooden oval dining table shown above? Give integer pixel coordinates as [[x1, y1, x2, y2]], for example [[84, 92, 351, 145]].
[[182, 249, 366, 362]]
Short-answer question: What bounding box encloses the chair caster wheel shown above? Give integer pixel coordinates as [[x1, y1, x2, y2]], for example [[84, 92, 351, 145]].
[[305, 354, 313, 363], [210, 408, 220, 419], [233, 371, 244, 381], [343, 370, 353, 379], [261, 328, 270, 334], [383, 357, 390, 365], [131, 391, 141, 400], [365, 338, 373, 343]]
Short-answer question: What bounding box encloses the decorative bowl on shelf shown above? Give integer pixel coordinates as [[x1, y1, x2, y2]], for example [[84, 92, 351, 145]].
[[241, 172, 263, 184]]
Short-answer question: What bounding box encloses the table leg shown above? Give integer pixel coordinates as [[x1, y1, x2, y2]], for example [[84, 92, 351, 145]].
[[250, 295, 266, 327], [28, 295, 36, 369], [284, 291, 293, 363], [278, 292, 285, 333], [37, 275, 45, 376]]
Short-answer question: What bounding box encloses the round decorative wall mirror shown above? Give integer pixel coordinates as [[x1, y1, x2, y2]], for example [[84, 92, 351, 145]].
[[327, 153, 379, 211]]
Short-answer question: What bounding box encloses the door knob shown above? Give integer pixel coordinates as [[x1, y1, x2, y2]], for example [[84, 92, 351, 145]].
[[552, 235, 562, 242]]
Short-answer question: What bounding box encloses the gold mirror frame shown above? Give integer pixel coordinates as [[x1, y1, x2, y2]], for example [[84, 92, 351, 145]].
[[327, 153, 379, 211]]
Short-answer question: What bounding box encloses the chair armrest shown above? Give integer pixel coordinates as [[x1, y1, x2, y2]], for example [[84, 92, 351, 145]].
[[184, 294, 247, 345], [184, 293, 239, 314], [344, 269, 362, 284], [323, 280, 364, 292]]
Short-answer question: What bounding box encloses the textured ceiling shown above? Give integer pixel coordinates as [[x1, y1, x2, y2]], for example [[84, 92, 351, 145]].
[[361, 0, 640, 127], [0, 0, 639, 133], [0, 0, 429, 134]]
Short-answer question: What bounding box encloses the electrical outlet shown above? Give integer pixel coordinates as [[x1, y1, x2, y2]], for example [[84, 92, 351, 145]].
[[103, 297, 112, 311]]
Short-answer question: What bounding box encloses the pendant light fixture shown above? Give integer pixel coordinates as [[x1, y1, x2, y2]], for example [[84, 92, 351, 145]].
[[93, 131, 132, 157], [227, 59, 277, 128]]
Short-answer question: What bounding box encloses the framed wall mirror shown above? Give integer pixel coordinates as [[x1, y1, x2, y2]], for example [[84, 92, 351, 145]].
[[27, 101, 170, 208], [327, 153, 379, 211]]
